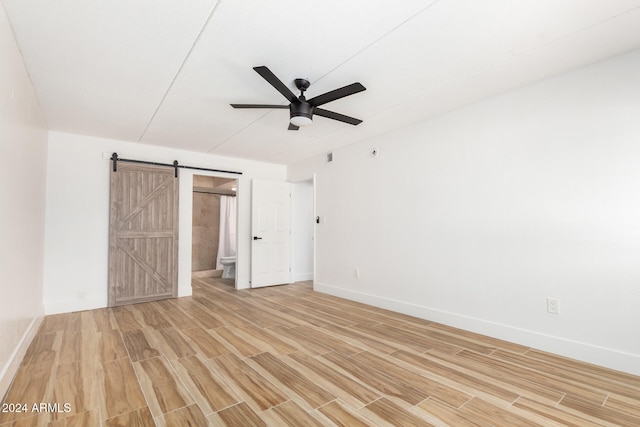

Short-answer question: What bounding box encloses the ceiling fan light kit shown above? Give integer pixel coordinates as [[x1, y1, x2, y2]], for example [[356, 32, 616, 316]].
[[290, 115, 312, 127], [231, 66, 365, 130]]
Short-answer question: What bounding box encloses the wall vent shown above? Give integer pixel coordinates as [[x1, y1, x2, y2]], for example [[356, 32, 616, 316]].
[[326, 152, 333, 163]]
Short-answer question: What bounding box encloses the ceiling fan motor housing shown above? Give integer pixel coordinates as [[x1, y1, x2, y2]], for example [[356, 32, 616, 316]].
[[290, 101, 314, 121]]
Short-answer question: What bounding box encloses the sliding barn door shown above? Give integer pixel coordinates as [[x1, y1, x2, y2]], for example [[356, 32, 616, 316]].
[[108, 163, 179, 306]]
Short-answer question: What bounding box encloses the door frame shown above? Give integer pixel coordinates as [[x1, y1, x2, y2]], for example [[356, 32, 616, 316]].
[[184, 172, 240, 290]]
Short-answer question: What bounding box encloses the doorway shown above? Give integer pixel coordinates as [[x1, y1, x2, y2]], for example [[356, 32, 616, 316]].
[[191, 175, 237, 285]]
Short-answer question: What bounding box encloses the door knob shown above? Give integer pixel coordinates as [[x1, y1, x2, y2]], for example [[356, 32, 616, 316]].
[[253, 236, 263, 240]]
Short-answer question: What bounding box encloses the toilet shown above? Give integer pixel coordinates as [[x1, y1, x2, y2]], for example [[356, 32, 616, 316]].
[[220, 256, 236, 279]]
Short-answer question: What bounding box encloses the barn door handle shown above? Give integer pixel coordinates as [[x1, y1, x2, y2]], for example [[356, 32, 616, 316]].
[[253, 236, 263, 240]]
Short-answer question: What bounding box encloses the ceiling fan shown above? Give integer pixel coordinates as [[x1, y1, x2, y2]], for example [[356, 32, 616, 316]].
[[231, 66, 366, 130]]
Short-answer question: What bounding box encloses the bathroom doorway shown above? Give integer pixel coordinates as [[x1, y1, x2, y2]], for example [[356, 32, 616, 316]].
[[191, 175, 238, 285]]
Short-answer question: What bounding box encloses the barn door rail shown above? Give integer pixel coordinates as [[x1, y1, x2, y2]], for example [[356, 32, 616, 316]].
[[110, 153, 242, 177]]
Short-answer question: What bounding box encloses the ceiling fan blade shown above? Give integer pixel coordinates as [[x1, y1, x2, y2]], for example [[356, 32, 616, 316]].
[[288, 123, 300, 131], [308, 82, 366, 107], [230, 104, 288, 109], [253, 66, 298, 104], [314, 108, 363, 125]]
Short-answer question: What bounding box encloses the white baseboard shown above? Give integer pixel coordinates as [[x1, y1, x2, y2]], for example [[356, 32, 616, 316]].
[[314, 282, 640, 377], [45, 289, 193, 314], [0, 315, 43, 400], [44, 297, 105, 315], [293, 272, 314, 282]]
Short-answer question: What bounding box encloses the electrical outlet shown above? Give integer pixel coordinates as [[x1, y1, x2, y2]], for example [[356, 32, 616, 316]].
[[547, 297, 559, 314]]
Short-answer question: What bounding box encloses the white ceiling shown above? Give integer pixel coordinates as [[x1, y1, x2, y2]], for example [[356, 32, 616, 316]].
[[4, 0, 640, 165]]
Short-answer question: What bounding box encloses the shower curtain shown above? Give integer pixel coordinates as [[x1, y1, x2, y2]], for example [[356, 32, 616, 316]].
[[216, 195, 237, 270]]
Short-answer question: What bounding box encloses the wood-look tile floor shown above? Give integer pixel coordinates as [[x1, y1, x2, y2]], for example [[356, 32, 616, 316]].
[[2, 278, 639, 426]]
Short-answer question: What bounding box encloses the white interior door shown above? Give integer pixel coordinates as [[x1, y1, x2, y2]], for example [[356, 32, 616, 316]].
[[251, 179, 292, 288]]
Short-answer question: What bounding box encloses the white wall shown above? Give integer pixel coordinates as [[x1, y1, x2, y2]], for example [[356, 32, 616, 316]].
[[292, 180, 314, 282], [306, 49, 640, 375], [0, 3, 48, 398], [43, 131, 286, 314]]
